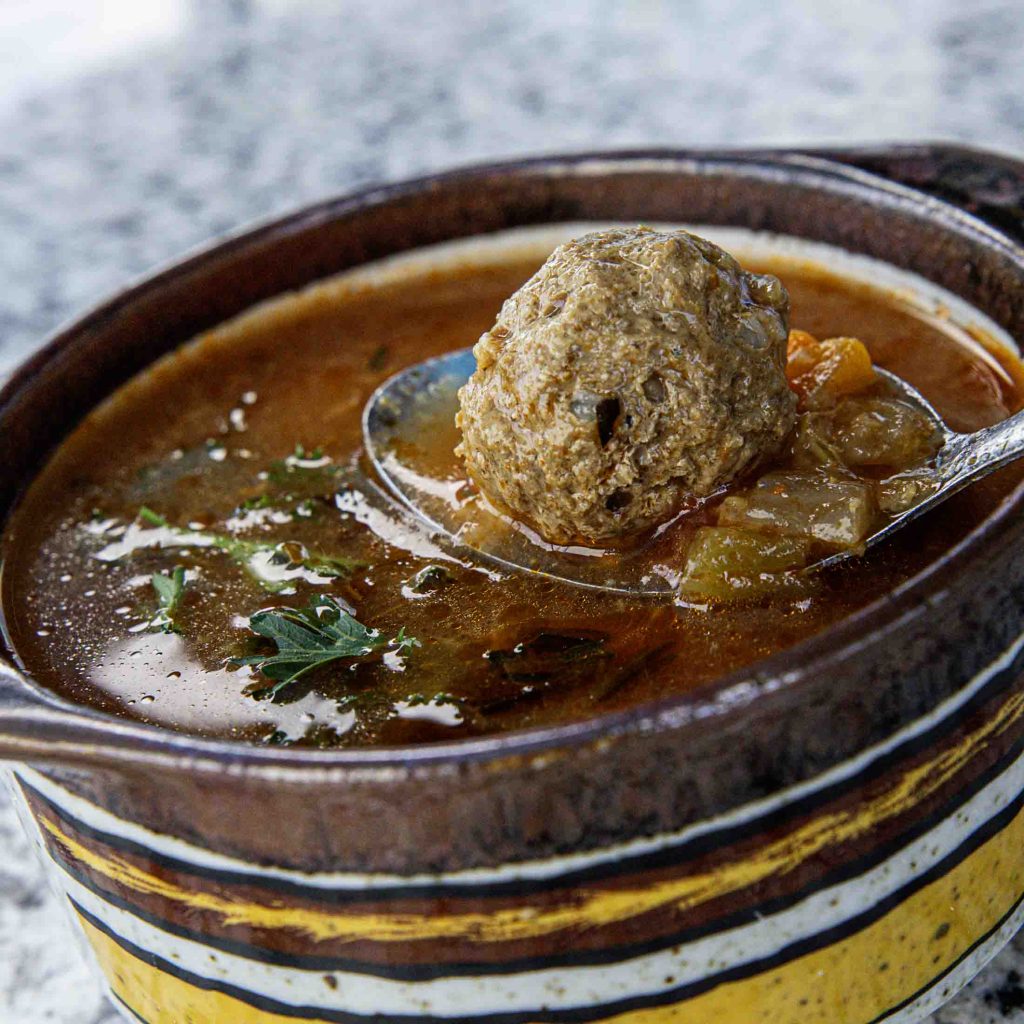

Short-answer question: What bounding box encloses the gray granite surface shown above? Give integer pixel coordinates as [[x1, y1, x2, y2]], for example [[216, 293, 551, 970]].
[[2, 0, 1024, 1019]]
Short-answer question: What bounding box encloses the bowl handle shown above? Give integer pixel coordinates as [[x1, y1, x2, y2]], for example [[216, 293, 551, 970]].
[[806, 143, 1024, 244], [0, 657, 142, 767], [0, 658, 85, 762]]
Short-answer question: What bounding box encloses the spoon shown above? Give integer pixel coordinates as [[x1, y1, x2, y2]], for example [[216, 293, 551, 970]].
[[363, 350, 1024, 591], [815, 366, 1024, 570], [362, 348, 674, 596]]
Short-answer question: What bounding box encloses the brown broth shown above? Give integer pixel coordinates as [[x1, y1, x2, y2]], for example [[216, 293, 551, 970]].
[[2, 247, 1022, 748]]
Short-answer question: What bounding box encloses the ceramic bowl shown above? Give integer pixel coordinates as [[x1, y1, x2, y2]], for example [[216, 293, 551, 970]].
[[2, 145, 1024, 1024]]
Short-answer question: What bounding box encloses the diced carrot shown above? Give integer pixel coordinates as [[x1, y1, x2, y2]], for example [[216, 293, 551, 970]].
[[785, 330, 823, 384], [819, 337, 877, 396], [787, 329, 820, 355], [786, 331, 876, 409]]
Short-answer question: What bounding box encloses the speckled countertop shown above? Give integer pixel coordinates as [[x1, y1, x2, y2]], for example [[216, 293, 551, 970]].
[[2, 1, 1024, 1020]]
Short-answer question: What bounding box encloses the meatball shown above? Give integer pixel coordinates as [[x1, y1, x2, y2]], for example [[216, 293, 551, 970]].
[[455, 227, 796, 546]]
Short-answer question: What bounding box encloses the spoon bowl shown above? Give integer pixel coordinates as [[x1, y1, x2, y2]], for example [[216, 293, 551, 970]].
[[362, 347, 676, 596]]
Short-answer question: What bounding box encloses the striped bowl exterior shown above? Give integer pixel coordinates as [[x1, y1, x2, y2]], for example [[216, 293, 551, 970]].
[[8, 627, 1024, 1024]]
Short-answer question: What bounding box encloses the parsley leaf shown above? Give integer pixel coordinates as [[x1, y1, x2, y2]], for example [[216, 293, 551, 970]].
[[149, 566, 186, 633], [230, 595, 419, 697], [137, 507, 363, 592]]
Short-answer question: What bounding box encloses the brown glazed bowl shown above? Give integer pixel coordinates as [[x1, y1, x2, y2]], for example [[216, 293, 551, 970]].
[[2, 144, 1024, 1024]]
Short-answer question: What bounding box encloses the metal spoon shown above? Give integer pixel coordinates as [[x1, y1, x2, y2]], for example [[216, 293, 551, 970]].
[[815, 366, 1024, 570], [362, 348, 675, 595], [363, 351, 1024, 590]]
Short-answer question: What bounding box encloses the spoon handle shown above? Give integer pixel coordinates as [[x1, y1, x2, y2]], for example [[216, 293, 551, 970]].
[[941, 408, 1024, 488], [815, 406, 1024, 571]]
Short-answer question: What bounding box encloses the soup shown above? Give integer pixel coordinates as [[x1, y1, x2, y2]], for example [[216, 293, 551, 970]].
[[2, 235, 1021, 748]]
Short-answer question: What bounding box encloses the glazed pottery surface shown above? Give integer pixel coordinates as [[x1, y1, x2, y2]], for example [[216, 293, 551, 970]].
[[2, 145, 1024, 1023]]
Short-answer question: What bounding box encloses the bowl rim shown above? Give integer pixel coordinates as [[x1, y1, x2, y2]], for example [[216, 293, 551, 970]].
[[3, 145, 1024, 778]]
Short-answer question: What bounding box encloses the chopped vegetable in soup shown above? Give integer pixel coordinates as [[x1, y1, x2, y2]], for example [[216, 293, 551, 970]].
[[1, 243, 1022, 748]]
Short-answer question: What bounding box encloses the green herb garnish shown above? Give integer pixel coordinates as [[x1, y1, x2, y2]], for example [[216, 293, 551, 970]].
[[405, 564, 455, 594], [149, 566, 186, 633], [230, 595, 419, 697], [239, 494, 276, 512], [136, 507, 362, 592]]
